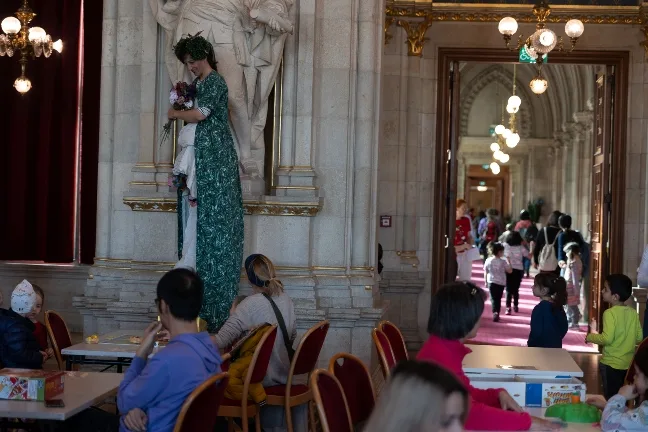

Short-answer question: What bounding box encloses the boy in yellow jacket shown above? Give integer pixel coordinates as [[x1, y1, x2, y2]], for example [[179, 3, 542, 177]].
[[587, 274, 643, 399]]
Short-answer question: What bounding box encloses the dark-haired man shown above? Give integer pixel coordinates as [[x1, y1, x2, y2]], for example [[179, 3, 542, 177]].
[[117, 268, 222, 432]]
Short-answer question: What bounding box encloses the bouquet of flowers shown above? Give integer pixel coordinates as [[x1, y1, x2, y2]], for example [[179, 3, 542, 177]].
[[160, 81, 196, 144]]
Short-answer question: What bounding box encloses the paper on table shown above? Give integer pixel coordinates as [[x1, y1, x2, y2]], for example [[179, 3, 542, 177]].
[[497, 365, 538, 370]]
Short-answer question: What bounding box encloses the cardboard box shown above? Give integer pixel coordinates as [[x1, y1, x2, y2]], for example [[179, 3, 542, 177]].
[[0, 369, 65, 401], [468, 374, 585, 408], [523, 377, 585, 407]]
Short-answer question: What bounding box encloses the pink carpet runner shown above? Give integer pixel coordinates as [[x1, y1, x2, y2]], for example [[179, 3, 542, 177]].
[[469, 261, 597, 352]]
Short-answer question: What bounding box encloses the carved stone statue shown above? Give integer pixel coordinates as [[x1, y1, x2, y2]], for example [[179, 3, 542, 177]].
[[149, 0, 294, 180]]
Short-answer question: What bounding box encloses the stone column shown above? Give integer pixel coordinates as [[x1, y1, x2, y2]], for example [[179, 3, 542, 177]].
[[549, 140, 563, 213]]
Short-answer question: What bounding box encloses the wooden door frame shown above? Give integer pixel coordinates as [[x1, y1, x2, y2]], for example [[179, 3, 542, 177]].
[[432, 47, 628, 297]]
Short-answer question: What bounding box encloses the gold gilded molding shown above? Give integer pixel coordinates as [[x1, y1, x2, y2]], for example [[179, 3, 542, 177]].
[[385, 16, 396, 44], [397, 16, 433, 56], [641, 21, 648, 58], [122, 197, 322, 216], [123, 197, 178, 212], [386, 3, 642, 25], [243, 201, 321, 216]]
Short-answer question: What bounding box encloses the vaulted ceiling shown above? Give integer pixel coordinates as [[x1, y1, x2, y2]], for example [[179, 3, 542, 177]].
[[459, 62, 595, 139]]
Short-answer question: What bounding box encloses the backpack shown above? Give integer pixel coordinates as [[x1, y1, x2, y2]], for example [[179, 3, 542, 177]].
[[484, 221, 499, 242], [538, 228, 558, 271]]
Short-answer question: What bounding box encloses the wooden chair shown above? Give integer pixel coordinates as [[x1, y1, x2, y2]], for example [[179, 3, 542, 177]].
[[218, 325, 278, 432], [173, 372, 230, 432], [310, 369, 353, 432], [265, 320, 329, 432], [197, 317, 208, 332], [44, 310, 73, 371], [328, 353, 375, 428], [378, 320, 409, 363], [372, 328, 396, 379]]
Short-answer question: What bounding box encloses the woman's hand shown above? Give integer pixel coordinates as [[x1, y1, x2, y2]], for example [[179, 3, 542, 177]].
[[529, 417, 562, 431], [498, 391, 523, 412], [585, 394, 607, 410], [123, 408, 148, 432], [167, 107, 177, 120]]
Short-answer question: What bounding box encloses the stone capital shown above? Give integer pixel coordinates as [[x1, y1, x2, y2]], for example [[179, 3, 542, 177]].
[[573, 110, 594, 132]]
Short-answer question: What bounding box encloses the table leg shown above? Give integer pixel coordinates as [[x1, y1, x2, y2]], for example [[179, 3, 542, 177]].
[[66, 356, 72, 371], [117, 358, 124, 373]]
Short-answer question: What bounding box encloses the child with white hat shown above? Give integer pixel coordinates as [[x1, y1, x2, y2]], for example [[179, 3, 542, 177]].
[[0, 280, 47, 369]]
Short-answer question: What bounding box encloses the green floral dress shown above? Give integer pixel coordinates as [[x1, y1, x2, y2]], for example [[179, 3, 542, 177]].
[[192, 71, 244, 332]]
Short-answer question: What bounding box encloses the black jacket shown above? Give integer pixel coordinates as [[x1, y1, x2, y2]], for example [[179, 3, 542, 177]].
[[533, 226, 562, 268], [0, 308, 43, 369]]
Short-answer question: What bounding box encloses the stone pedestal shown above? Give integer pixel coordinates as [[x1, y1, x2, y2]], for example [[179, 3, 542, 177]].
[[76, 0, 386, 367]]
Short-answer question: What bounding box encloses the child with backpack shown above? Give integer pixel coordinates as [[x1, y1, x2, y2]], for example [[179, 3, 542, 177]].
[[480, 211, 501, 259], [533, 211, 562, 275]]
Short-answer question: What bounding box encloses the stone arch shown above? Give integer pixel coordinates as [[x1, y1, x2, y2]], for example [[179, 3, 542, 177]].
[[460, 65, 534, 139]]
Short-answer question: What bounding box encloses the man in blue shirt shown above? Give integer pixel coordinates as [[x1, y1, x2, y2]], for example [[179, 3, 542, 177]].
[[118, 268, 222, 432]]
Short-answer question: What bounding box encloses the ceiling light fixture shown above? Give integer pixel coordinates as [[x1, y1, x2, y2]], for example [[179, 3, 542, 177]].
[[498, 1, 584, 65], [0, 0, 63, 93]]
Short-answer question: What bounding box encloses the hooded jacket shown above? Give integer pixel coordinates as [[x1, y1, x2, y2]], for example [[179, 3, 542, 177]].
[[0, 308, 43, 369], [118, 332, 222, 432]]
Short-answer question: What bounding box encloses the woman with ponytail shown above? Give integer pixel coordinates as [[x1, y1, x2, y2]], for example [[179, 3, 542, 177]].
[[169, 33, 244, 332], [527, 273, 568, 348], [213, 254, 302, 430]]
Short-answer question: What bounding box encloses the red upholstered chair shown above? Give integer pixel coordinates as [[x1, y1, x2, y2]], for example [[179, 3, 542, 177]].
[[372, 328, 396, 379], [310, 369, 353, 432], [328, 353, 375, 428], [45, 310, 73, 371], [218, 325, 277, 432], [379, 320, 409, 363], [173, 372, 230, 432], [265, 320, 329, 432]]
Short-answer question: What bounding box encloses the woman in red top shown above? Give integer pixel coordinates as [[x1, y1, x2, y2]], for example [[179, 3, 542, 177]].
[[455, 199, 474, 282], [417, 282, 560, 431]]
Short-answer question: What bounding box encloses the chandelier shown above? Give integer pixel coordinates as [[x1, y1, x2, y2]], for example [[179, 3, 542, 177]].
[[0, 0, 63, 93], [498, 1, 584, 61]]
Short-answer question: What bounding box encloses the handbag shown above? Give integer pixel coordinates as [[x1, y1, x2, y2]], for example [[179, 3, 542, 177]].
[[262, 293, 295, 361]]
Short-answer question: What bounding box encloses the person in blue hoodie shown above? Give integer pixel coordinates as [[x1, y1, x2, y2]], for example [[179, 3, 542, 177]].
[[118, 268, 222, 432]]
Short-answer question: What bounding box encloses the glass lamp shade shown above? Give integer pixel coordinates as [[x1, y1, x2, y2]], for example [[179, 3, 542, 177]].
[[530, 76, 548, 95], [490, 142, 500, 152], [506, 133, 520, 148], [498, 17, 518, 36], [28, 27, 46, 42], [506, 104, 519, 114], [494, 124, 506, 135], [490, 162, 501, 174], [1, 17, 21, 34], [14, 76, 32, 93], [477, 185, 488, 192], [565, 19, 584, 38], [493, 150, 504, 161], [500, 153, 510, 163], [531, 28, 557, 54], [508, 95, 521, 109], [502, 128, 512, 139], [52, 39, 63, 53]]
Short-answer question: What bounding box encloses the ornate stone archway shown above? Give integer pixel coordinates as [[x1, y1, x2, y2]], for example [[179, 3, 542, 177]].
[[460, 64, 533, 139]]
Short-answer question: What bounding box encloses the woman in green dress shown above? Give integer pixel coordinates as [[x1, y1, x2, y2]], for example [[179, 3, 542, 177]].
[[168, 35, 244, 332]]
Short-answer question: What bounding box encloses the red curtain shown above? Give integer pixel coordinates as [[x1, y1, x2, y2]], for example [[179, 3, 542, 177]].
[[0, 0, 100, 263]]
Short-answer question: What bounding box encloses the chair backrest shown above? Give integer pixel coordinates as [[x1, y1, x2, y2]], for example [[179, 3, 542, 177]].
[[173, 372, 230, 432], [45, 310, 72, 371], [310, 369, 353, 432], [246, 325, 278, 385], [328, 353, 375, 426], [625, 336, 648, 384], [372, 328, 396, 378], [379, 320, 409, 363], [290, 321, 329, 377], [197, 318, 208, 332]]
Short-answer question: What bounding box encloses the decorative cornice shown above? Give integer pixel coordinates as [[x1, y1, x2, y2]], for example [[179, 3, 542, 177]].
[[386, 2, 643, 25], [122, 197, 322, 217]]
